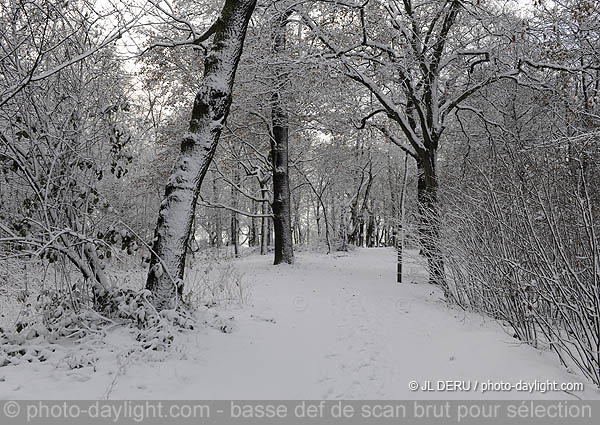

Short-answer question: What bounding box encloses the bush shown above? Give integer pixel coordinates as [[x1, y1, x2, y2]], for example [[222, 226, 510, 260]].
[[442, 142, 600, 386]]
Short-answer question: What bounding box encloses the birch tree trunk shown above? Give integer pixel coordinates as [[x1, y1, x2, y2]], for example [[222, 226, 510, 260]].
[[270, 12, 294, 265], [146, 0, 257, 310]]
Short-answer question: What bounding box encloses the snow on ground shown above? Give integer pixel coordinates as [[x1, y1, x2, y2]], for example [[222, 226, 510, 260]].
[[1, 248, 598, 400]]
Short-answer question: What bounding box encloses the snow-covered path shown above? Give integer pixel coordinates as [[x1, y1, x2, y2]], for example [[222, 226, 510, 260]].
[[1, 248, 598, 400]]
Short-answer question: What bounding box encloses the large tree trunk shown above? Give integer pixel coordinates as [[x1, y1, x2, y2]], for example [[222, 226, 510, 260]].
[[416, 150, 446, 289], [270, 91, 294, 264], [270, 13, 294, 265], [146, 0, 256, 310]]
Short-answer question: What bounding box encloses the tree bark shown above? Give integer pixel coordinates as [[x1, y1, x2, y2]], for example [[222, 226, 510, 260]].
[[270, 12, 294, 265], [146, 0, 257, 310], [416, 150, 446, 289]]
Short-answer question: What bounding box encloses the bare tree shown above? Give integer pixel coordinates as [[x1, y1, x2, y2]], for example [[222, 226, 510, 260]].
[[270, 9, 295, 264], [301, 0, 519, 287], [0, 0, 136, 299], [146, 0, 257, 310]]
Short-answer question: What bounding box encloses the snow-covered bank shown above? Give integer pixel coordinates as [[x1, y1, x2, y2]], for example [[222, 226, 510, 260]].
[[1, 248, 598, 400]]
